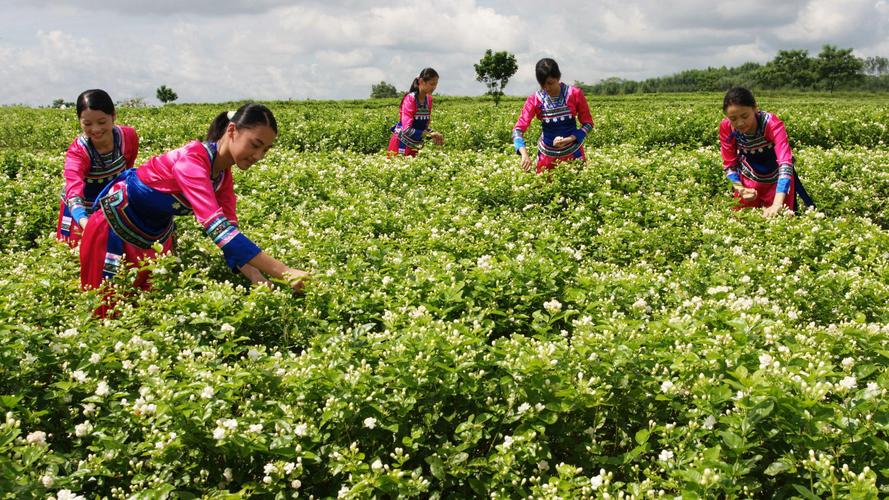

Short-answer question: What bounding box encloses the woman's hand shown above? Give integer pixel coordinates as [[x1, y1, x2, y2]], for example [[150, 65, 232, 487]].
[[733, 184, 757, 201], [553, 135, 576, 148], [78, 217, 89, 230], [762, 203, 786, 218], [519, 147, 533, 172], [282, 268, 310, 292], [429, 131, 444, 145]]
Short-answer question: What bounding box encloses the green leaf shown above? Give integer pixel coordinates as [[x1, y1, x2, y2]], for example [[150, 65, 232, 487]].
[[635, 428, 650, 445], [793, 484, 821, 500], [426, 456, 445, 480], [764, 460, 793, 476]]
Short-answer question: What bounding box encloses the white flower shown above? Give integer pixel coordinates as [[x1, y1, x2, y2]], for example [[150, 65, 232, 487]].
[[660, 380, 675, 394], [89, 353, 101, 364], [632, 297, 650, 312], [247, 349, 262, 361], [537, 460, 550, 472], [74, 421, 93, 437], [201, 386, 215, 399], [517, 402, 531, 414], [71, 370, 88, 383], [26, 431, 46, 445], [702, 415, 717, 430], [363, 417, 377, 429], [841, 357, 855, 370], [543, 299, 562, 314], [264, 463, 277, 475], [263, 475, 272, 484], [838, 376, 857, 391], [223, 467, 233, 482], [221, 323, 235, 333], [41, 474, 54, 488], [863, 382, 883, 400], [371, 458, 383, 471], [590, 471, 604, 490], [223, 418, 238, 430], [758, 353, 773, 369], [59, 328, 78, 339], [283, 462, 296, 474], [503, 435, 514, 449], [56, 490, 86, 500], [382, 276, 393, 286], [295, 423, 308, 436], [476, 254, 493, 271], [291, 479, 302, 489], [95, 381, 109, 397], [658, 449, 674, 462], [213, 427, 226, 440]]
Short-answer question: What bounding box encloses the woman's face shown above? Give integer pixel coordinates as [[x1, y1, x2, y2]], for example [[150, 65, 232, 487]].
[[725, 104, 758, 135], [419, 76, 439, 95], [226, 123, 277, 170], [541, 76, 561, 97], [79, 108, 115, 147]]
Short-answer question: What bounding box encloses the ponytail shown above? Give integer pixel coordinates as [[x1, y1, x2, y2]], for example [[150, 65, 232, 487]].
[[205, 103, 277, 142]]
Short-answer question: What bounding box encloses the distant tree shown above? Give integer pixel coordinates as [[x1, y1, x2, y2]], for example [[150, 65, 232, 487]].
[[370, 81, 399, 99], [156, 85, 178, 104], [862, 56, 889, 76], [757, 49, 816, 89], [474, 49, 518, 105], [815, 45, 863, 91], [51, 98, 74, 109]]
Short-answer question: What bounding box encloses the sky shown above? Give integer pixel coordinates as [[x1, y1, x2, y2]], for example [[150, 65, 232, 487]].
[[1, 0, 887, 105]]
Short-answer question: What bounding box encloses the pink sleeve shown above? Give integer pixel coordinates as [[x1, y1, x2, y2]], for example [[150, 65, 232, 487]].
[[427, 95, 433, 128], [400, 93, 417, 130], [514, 94, 539, 133], [171, 149, 229, 227], [764, 115, 793, 166], [719, 119, 738, 169], [63, 139, 90, 200], [120, 126, 139, 168], [570, 87, 594, 128], [215, 170, 239, 225]]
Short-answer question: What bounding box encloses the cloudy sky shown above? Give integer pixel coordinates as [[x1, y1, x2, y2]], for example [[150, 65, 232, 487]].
[[1, 0, 887, 105]]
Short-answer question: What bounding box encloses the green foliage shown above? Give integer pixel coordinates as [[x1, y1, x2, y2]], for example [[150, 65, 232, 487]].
[[370, 81, 399, 99], [816, 45, 864, 92], [0, 94, 888, 497], [474, 49, 518, 105], [156, 85, 178, 105]]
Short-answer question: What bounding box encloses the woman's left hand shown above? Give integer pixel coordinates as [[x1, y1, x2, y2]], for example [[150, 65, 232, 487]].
[[553, 135, 576, 148], [762, 204, 786, 218], [429, 131, 444, 145]]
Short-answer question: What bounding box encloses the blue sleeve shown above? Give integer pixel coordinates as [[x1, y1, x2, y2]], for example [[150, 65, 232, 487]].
[[726, 171, 741, 183], [776, 178, 791, 194], [512, 129, 526, 152], [204, 216, 262, 271]]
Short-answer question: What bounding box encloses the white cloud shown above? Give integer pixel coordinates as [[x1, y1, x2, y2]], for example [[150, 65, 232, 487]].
[[0, 0, 887, 105]]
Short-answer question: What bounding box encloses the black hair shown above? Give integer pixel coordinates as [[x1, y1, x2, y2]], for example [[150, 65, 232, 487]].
[[723, 87, 757, 112], [407, 67, 439, 95], [205, 102, 278, 142], [76, 89, 115, 118], [535, 58, 561, 86]]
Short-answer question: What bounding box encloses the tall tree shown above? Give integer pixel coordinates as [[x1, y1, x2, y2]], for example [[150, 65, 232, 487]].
[[370, 81, 399, 99], [757, 49, 816, 89], [156, 85, 178, 105], [474, 49, 518, 105], [816, 45, 863, 91]]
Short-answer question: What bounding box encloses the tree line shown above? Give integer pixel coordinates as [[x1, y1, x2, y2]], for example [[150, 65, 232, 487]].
[[577, 45, 889, 95]]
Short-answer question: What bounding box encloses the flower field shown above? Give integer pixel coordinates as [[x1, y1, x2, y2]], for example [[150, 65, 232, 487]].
[[1, 93, 889, 498]]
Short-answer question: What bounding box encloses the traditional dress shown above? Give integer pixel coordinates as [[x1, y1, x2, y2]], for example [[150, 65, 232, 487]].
[[388, 92, 433, 157], [57, 126, 139, 244], [80, 141, 261, 314], [512, 83, 594, 172], [719, 111, 814, 211]]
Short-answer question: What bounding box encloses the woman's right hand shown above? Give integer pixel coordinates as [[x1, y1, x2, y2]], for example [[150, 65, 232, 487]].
[[519, 148, 532, 172], [78, 217, 89, 230], [282, 268, 310, 292]]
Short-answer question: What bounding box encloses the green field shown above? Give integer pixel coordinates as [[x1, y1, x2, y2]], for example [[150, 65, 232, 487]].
[[1, 93, 889, 497]]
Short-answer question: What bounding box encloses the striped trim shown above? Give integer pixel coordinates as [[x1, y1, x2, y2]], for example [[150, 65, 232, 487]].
[[204, 214, 241, 249], [537, 137, 582, 158], [739, 161, 779, 183], [99, 184, 175, 249]]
